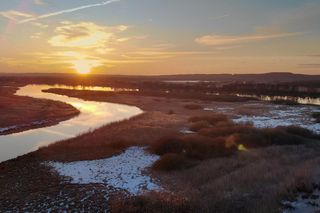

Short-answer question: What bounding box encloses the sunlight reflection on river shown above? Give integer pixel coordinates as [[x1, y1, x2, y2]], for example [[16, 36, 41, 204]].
[[0, 85, 142, 163]]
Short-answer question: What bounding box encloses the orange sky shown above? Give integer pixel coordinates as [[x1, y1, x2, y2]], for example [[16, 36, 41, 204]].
[[0, 0, 319, 75]]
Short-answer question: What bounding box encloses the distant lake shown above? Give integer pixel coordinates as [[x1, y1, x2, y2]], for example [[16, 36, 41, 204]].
[[0, 85, 142, 163]]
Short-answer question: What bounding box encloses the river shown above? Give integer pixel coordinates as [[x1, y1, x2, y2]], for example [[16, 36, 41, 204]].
[[0, 85, 142, 163]]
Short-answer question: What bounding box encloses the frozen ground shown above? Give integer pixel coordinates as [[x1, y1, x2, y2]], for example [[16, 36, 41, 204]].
[[47, 147, 161, 195], [180, 128, 195, 134], [0, 120, 49, 134], [282, 187, 320, 213], [205, 103, 320, 134]]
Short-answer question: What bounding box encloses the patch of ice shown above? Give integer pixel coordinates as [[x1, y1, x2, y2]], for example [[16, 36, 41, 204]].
[[180, 128, 195, 134], [0, 120, 49, 133], [282, 189, 320, 213], [233, 110, 320, 134], [204, 107, 233, 113], [219, 104, 320, 134], [47, 147, 161, 195], [0, 125, 18, 133]]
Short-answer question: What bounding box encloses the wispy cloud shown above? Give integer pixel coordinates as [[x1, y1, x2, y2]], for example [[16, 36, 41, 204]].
[[0, 10, 33, 21], [298, 63, 320, 68], [195, 32, 303, 46], [33, 0, 45, 5], [210, 14, 230, 20], [19, 0, 120, 24]]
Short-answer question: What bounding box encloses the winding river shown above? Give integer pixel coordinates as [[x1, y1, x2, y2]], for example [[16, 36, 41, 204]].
[[0, 85, 143, 163]]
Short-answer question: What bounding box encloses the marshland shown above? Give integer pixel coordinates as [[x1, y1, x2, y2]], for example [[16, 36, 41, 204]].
[[0, 73, 319, 212]]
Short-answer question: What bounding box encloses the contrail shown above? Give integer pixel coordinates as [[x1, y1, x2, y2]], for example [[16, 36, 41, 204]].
[[19, 0, 120, 24]]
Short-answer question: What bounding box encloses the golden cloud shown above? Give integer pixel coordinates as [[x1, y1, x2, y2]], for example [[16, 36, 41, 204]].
[[48, 22, 128, 49], [0, 10, 33, 21], [195, 32, 302, 46]]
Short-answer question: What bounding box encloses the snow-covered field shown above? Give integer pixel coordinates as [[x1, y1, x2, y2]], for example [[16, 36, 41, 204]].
[[205, 103, 320, 134], [47, 147, 161, 195]]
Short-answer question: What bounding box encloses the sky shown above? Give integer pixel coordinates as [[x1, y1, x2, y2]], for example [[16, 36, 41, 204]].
[[0, 0, 319, 75]]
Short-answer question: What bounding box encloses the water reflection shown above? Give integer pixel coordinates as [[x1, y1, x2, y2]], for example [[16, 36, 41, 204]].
[[49, 84, 139, 92], [0, 85, 142, 163], [237, 94, 320, 106]]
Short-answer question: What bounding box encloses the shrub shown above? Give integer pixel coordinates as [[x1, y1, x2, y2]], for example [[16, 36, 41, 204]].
[[152, 154, 193, 171], [168, 110, 175, 115], [184, 104, 203, 110], [261, 128, 303, 146], [109, 192, 191, 213], [272, 99, 298, 105], [312, 112, 320, 123], [150, 136, 185, 155], [189, 120, 211, 132], [182, 135, 235, 159], [150, 134, 237, 171], [198, 123, 255, 138], [189, 114, 229, 125], [283, 125, 316, 139]]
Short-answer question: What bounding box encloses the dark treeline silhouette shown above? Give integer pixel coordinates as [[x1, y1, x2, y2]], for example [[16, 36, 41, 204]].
[[0, 73, 319, 99]]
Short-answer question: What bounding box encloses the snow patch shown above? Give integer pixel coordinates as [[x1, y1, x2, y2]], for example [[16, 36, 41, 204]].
[[233, 106, 320, 134], [180, 128, 195, 134], [282, 189, 320, 213], [0, 120, 49, 133], [47, 147, 161, 195], [204, 104, 320, 134]]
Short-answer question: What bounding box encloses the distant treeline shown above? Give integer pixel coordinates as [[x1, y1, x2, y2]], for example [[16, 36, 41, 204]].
[[0, 74, 319, 98]]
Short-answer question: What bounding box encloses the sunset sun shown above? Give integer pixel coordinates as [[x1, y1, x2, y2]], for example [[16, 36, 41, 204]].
[[73, 60, 94, 74]]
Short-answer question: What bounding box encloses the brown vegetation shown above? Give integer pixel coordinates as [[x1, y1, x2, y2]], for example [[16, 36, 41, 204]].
[[37, 112, 185, 162], [312, 112, 320, 123], [149, 113, 319, 172], [110, 191, 192, 213], [0, 86, 79, 134], [1, 84, 319, 212], [121, 146, 320, 213], [184, 104, 203, 110]]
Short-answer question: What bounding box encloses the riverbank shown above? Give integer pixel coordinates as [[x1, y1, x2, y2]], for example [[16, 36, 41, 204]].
[[0, 86, 80, 135], [1, 88, 320, 212]]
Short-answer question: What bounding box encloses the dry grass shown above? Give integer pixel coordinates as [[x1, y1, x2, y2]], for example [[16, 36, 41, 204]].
[[37, 112, 185, 162], [24, 88, 320, 212], [109, 191, 192, 213], [0, 86, 79, 133], [118, 146, 320, 213], [184, 104, 203, 110], [152, 154, 194, 171], [312, 112, 320, 123]]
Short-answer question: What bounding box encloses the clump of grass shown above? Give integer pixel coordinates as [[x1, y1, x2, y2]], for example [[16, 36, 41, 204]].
[[151, 113, 319, 172], [272, 99, 298, 105], [150, 136, 185, 155], [109, 192, 191, 213], [189, 114, 229, 125], [312, 112, 320, 123], [150, 134, 237, 171], [184, 104, 203, 110], [152, 154, 193, 171], [189, 120, 211, 132], [168, 110, 175, 115], [150, 135, 236, 160], [190, 114, 318, 147]]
